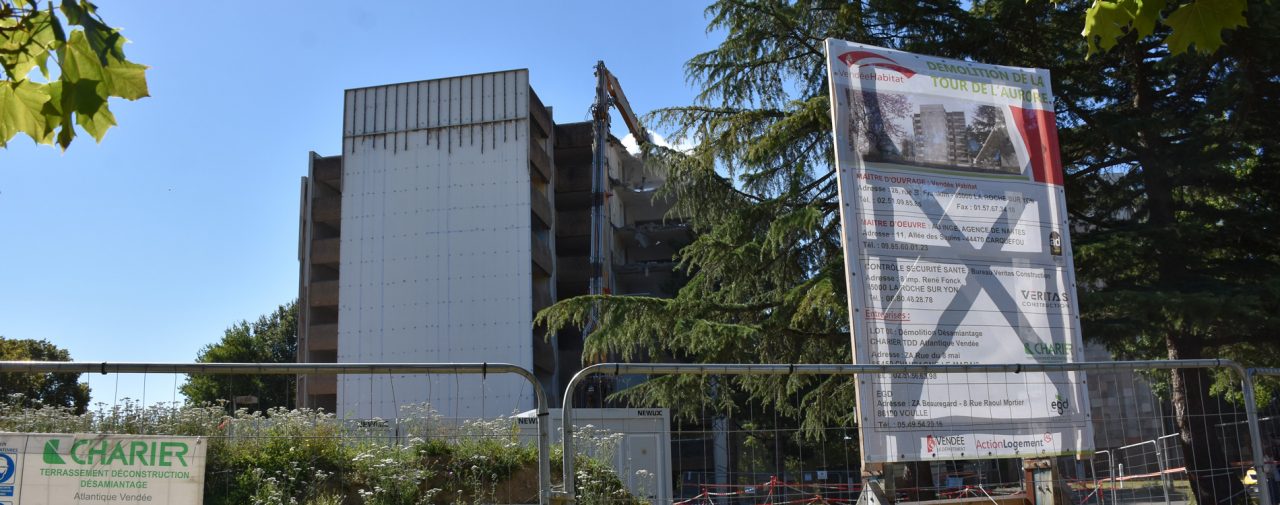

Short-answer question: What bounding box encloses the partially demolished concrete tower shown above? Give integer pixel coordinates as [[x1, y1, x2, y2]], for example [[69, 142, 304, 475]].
[[296, 69, 688, 419]]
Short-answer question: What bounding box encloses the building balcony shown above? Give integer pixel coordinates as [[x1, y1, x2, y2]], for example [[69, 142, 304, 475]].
[[532, 233, 554, 275], [530, 91, 553, 141], [312, 196, 342, 224], [311, 155, 342, 190], [530, 136, 552, 184], [311, 237, 341, 265], [306, 323, 337, 352], [533, 282, 553, 313], [304, 374, 336, 396], [531, 185, 553, 229], [309, 280, 339, 307]]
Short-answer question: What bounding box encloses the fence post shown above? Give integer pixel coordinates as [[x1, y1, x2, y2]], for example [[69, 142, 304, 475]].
[[1107, 450, 1117, 503], [1095, 449, 1117, 505], [1241, 367, 1272, 505], [1152, 440, 1170, 505]]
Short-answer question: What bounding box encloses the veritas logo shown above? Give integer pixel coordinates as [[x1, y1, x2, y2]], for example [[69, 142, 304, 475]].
[[838, 51, 917, 78], [1019, 290, 1070, 302]]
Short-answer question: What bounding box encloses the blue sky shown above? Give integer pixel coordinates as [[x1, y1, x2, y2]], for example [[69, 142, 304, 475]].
[[0, 1, 720, 405]]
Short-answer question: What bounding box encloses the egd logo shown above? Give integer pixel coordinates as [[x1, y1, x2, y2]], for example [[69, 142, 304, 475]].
[[1051, 395, 1069, 415]]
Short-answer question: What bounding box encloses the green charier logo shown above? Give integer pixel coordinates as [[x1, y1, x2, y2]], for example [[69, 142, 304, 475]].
[[1023, 342, 1073, 356], [43, 438, 190, 467], [43, 439, 66, 464]]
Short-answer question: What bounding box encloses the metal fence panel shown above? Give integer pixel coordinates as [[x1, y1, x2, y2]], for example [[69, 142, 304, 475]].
[[562, 361, 1270, 505], [1, 360, 1273, 505], [0, 361, 552, 505]]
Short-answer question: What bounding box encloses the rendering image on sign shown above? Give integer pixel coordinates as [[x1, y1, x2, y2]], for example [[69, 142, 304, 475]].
[[824, 39, 1093, 464], [0, 433, 207, 505]]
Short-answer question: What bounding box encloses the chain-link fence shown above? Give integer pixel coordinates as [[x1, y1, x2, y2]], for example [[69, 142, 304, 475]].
[[1247, 368, 1280, 505], [561, 361, 1270, 505], [0, 360, 1274, 505], [0, 362, 555, 505]]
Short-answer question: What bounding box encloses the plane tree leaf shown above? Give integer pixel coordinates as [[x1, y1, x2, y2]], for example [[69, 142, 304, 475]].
[[0, 8, 56, 80], [102, 49, 147, 99], [1164, 0, 1248, 54], [0, 0, 147, 149], [63, 76, 112, 143], [1130, 0, 1166, 37], [1083, 0, 1133, 56], [0, 79, 50, 146], [1070, 0, 1248, 56]]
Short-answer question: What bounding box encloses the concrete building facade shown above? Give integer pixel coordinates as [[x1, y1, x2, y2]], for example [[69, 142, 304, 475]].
[[297, 69, 687, 419], [912, 104, 968, 167]]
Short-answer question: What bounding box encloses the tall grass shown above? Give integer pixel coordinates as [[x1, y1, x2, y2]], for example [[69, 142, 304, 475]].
[[0, 395, 641, 505]]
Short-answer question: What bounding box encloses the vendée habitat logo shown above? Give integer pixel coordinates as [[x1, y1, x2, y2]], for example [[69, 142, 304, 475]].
[[838, 51, 917, 79], [925, 434, 965, 454]]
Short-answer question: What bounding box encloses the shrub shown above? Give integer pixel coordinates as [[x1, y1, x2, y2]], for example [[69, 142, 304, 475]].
[[0, 397, 640, 505]]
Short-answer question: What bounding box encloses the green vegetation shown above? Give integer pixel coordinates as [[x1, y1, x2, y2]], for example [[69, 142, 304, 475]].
[[1077, 0, 1249, 56], [0, 0, 149, 149], [539, 1, 1279, 504], [0, 336, 90, 413], [181, 302, 299, 412], [0, 398, 641, 505]]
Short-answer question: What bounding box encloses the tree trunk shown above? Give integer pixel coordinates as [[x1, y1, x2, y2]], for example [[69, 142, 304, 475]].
[[896, 461, 936, 501], [1167, 335, 1248, 505], [1123, 37, 1249, 505]]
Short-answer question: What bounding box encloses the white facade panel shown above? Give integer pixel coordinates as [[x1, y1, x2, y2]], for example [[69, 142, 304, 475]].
[[338, 70, 535, 421], [343, 89, 355, 137]]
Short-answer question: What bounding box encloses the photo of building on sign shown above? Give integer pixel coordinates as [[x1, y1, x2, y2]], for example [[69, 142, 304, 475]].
[[847, 89, 1024, 176]]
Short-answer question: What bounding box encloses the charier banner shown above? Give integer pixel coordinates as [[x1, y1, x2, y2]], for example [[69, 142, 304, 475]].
[[824, 38, 1092, 464], [0, 432, 206, 504]]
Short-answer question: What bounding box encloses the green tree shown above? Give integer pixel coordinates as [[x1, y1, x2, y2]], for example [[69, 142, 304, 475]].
[[182, 302, 298, 412], [0, 336, 90, 413], [1076, 0, 1250, 56], [540, 1, 1280, 503], [541, 0, 979, 491], [0, 0, 149, 149], [983, 1, 1279, 502]]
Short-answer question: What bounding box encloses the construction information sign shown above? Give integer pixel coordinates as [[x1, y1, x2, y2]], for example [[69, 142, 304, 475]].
[[824, 38, 1093, 464], [0, 433, 206, 504]]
